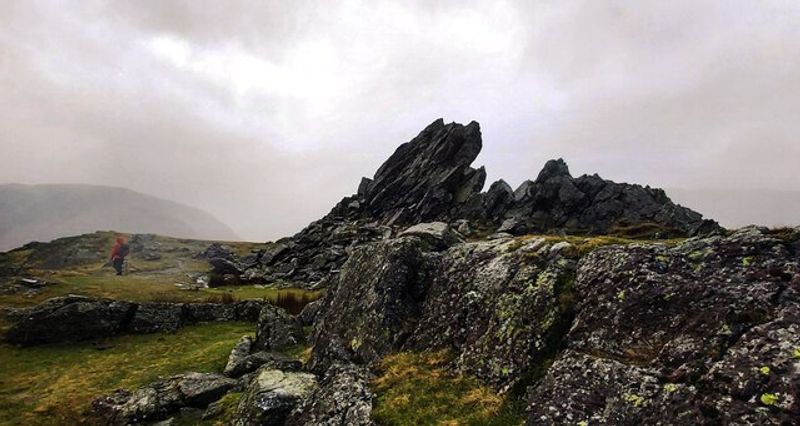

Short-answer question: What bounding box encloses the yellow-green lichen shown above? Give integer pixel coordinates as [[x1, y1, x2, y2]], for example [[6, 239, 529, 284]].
[[616, 290, 626, 302], [742, 256, 754, 267], [663, 383, 678, 393], [759, 366, 770, 376], [577, 421, 589, 426], [760, 393, 779, 406], [622, 392, 645, 408], [793, 347, 800, 360]]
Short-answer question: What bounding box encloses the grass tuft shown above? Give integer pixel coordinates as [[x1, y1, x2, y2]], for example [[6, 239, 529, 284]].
[[372, 351, 524, 426]]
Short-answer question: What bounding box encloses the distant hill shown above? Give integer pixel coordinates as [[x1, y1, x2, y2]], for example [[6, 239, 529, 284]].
[[0, 184, 238, 251], [668, 188, 800, 229]]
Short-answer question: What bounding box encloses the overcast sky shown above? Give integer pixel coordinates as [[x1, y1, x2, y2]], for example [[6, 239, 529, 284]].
[[2, 0, 799, 240]]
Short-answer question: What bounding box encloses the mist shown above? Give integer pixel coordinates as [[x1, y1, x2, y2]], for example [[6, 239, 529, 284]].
[[2, 0, 799, 242]]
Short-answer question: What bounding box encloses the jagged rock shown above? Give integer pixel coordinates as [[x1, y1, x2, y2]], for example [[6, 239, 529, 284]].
[[362, 119, 485, 225], [254, 305, 304, 351], [92, 373, 238, 425], [6, 295, 136, 345], [503, 159, 721, 237], [232, 368, 317, 426], [286, 363, 375, 426], [398, 222, 463, 249], [224, 335, 302, 378]]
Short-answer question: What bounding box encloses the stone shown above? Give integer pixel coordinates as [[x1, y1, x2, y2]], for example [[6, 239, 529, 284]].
[[6, 295, 136, 345], [127, 302, 184, 333], [398, 222, 463, 249], [286, 363, 375, 426], [232, 369, 317, 426], [224, 335, 302, 378], [254, 305, 304, 351], [92, 373, 238, 425]]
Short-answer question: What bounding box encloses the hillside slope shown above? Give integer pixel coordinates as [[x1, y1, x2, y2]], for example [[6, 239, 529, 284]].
[[0, 184, 238, 251]]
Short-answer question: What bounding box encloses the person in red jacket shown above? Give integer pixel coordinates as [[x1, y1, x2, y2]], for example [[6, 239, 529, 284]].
[[109, 236, 130, 275]]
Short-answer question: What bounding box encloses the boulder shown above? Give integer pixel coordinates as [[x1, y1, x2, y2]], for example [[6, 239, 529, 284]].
[[254, 305, 304, 351], [232, 369, 317, 426], [286, 363, 375, 426], [224, 335, 302, 378], [92, 373, 238, 425]]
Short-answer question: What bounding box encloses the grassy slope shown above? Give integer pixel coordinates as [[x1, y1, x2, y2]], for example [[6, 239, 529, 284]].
[[0, 322, 254, 425], [0, 231, 321, 309]]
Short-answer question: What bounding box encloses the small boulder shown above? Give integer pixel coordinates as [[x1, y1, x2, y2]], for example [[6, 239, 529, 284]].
[[93, 373, 238, 425], [233, 369, 317, 426]]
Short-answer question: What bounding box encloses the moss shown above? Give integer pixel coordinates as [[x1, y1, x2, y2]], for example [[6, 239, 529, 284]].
[[372, 351, 524, 426], [0, 322, 253, 425], [760, 393, 779, 406]]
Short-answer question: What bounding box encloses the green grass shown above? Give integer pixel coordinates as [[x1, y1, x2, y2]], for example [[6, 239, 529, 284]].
[[372, 351, 524, 426], [0, 268, 322, 309], [0, 322, 254, 425]]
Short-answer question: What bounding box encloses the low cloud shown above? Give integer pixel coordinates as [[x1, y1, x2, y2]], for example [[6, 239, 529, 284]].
[[2, 0, 799, 240]]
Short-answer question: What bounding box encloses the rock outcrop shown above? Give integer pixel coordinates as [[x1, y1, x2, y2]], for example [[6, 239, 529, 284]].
[[305, 226, 799, 424], [92, 372, 238, 425], [224, 119, 720, 289]]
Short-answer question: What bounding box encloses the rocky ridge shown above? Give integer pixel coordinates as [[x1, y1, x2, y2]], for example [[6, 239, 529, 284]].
[[213, 119, 720, 288]]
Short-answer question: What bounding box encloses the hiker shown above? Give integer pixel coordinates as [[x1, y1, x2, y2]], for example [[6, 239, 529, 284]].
[[109, 236, 130, 276]]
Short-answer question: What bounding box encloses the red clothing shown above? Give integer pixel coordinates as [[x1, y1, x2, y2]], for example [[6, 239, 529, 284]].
[[110, 238, 127, 261]]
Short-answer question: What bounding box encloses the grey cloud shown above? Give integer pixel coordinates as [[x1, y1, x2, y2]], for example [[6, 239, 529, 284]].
[[1, 0, 799, 241]]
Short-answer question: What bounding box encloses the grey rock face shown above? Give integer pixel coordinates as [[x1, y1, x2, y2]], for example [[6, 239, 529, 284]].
[[254, 304, 304, 351], [233, 368, 317, 426], [304, 226, 798, 424], [286, 363, 375, 426], [307, 237, 431, 373], [527, 227, 800, 424], [92, 372, 238, 425]]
